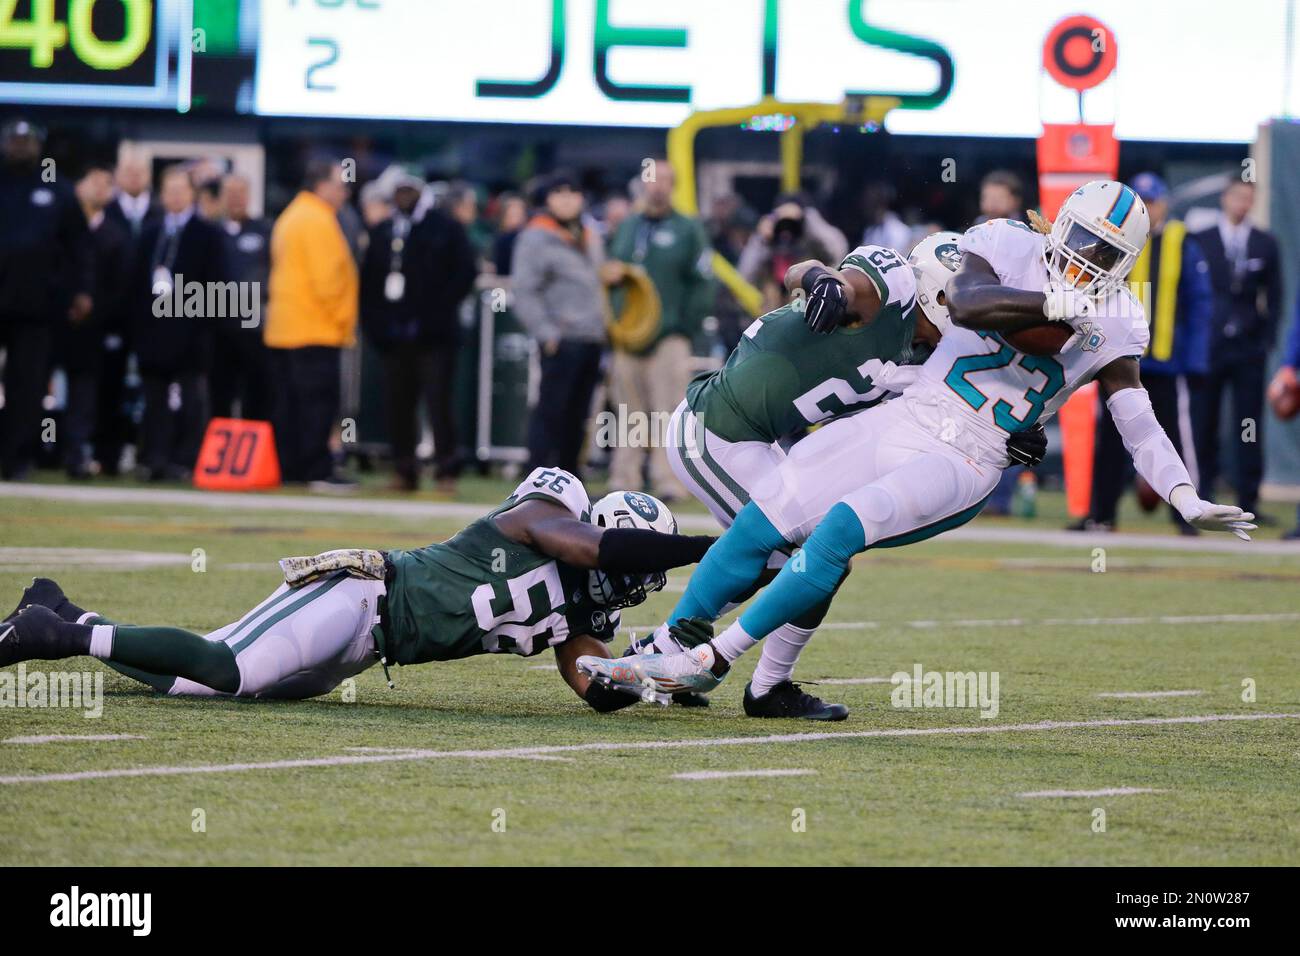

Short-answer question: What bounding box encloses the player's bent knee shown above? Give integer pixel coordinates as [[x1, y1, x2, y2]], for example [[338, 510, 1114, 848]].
[[846, 485, 898, 539], [731, 501, 791, 554], [798, 503, 866, 592]]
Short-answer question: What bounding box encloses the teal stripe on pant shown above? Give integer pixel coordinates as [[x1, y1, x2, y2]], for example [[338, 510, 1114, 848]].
[[871, 494, 991, 549]]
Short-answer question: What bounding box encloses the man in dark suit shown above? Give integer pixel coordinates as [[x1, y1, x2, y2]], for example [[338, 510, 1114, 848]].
[[359, 170, 476, 492], [210, 173, 273, 421], [131, 165, 229, 481], [60, 162, 131, 478], [0, 118, 92, 480], [105, 149, 160, 239], [1192, 180, 1283, 517], [96, 149, 162, 475]]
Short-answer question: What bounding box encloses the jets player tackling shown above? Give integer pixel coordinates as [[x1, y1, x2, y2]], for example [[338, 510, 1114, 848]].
[[579, 181, 1254, 713], [1, 469, 713, 712]]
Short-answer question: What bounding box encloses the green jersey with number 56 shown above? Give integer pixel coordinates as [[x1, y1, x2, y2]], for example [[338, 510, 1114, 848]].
[[686, 245, 924, 444], [379, 468, 620, 665]]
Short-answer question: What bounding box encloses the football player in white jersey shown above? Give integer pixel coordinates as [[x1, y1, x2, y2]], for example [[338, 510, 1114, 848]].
[[578, 181, 1254, 712], [645, 237, 1051, 719]]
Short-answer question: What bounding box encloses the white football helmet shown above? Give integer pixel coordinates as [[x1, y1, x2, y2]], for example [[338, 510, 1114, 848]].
[[907, 231, 964, 333], [1043, 180, 1149, 301], [588, 491, 677, 609]]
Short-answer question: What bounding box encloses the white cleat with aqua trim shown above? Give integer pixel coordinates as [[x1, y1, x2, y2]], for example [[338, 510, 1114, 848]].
[[577, 643, 725, 698]]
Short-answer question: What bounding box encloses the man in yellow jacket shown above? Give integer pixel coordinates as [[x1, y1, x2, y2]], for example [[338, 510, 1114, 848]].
[[265, 160, 358, 491]]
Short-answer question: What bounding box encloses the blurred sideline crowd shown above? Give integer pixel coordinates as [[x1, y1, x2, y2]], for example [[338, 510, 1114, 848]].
[[2, 116, 1299, 536]]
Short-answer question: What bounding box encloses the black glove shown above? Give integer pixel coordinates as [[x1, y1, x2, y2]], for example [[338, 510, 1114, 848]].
[[801, 268, 848, 334], [1006, 422, 1048, 467], [668, 617, 713, 649]]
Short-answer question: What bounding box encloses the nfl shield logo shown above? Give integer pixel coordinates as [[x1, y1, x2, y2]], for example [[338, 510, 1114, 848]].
[[1078, 321, 1107, 352]]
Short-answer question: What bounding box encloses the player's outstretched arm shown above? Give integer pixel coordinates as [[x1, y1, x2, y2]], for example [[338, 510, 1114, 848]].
[[554, 634, 639, 712], [946, 252, 1057, 333], [495, 499, 715, 571], [1095, 358, 1256, 539]]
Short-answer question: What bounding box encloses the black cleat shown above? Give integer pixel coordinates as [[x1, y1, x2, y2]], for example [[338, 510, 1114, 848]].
[[671, 691, 710, 708], [0, 605, 89, 667], [4, 577, 83, 624], [743, 680, 848, 721]]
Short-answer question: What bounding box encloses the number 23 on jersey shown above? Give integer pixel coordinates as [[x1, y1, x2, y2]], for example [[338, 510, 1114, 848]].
[[943, 333, 1065, 432]]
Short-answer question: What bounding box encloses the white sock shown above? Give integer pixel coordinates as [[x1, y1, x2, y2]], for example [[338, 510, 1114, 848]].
[[76, 611, 99, 625], [88, 624, 115, 660], [751, 624, 816, 696], [712, 620, 759, 663]]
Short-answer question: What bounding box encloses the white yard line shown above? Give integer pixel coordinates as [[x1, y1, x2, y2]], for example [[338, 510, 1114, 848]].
[[1018, 787, 1167, 798], [5, 481, 1299, 555], [0, 547, 189, 569], [3, 734, 145, 745], [0, 481, 492, 522], [901, 612, 1300, 629], [672, 768, 816, 780], [1098, 690, 1204, 699], [2, 712, 1295, 786], [346, 745, 571, 762]]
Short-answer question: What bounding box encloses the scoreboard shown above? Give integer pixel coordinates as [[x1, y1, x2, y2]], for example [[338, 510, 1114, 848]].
[[252, 0, 1300, 143], [0, 0, 189, 109], [1, 0, 1295, 142]]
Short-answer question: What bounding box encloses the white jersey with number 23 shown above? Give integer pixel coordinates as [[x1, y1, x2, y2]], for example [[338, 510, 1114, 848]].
[[900, 217, 1149, 465]]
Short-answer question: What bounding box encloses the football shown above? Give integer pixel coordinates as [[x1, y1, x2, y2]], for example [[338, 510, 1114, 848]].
[[1003, 323, 1073, 356]]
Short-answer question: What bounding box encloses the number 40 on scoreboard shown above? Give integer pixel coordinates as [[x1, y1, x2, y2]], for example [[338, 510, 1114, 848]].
[[0, 0, 186, 109]]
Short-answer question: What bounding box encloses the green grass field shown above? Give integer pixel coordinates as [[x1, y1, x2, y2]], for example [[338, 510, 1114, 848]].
[[2, 479, 1298, 866]]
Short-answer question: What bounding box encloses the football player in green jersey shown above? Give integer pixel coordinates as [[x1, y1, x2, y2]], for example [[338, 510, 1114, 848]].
[[595, 235, 1047, 718], [0, 469, 715, 713]]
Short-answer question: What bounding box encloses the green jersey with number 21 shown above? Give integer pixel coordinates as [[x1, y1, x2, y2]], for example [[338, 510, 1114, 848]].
[[685, 244, 923, 444]]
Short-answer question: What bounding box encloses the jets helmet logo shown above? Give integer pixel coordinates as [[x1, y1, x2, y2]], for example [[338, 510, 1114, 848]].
[[623, 492, 659, 522], [934, 242, 961, 271]]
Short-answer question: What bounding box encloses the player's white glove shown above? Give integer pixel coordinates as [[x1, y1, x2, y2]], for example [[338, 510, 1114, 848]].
[[1169, 485, 1257, 540], [1042, 283, 1096, 323]]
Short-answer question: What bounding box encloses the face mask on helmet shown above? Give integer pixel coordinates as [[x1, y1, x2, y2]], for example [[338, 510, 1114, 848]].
[[1047, 222, 1128, 296], [585, 490, 676, 609], [587, 568, 663, 609], [1043, 181, 1147, 301]]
